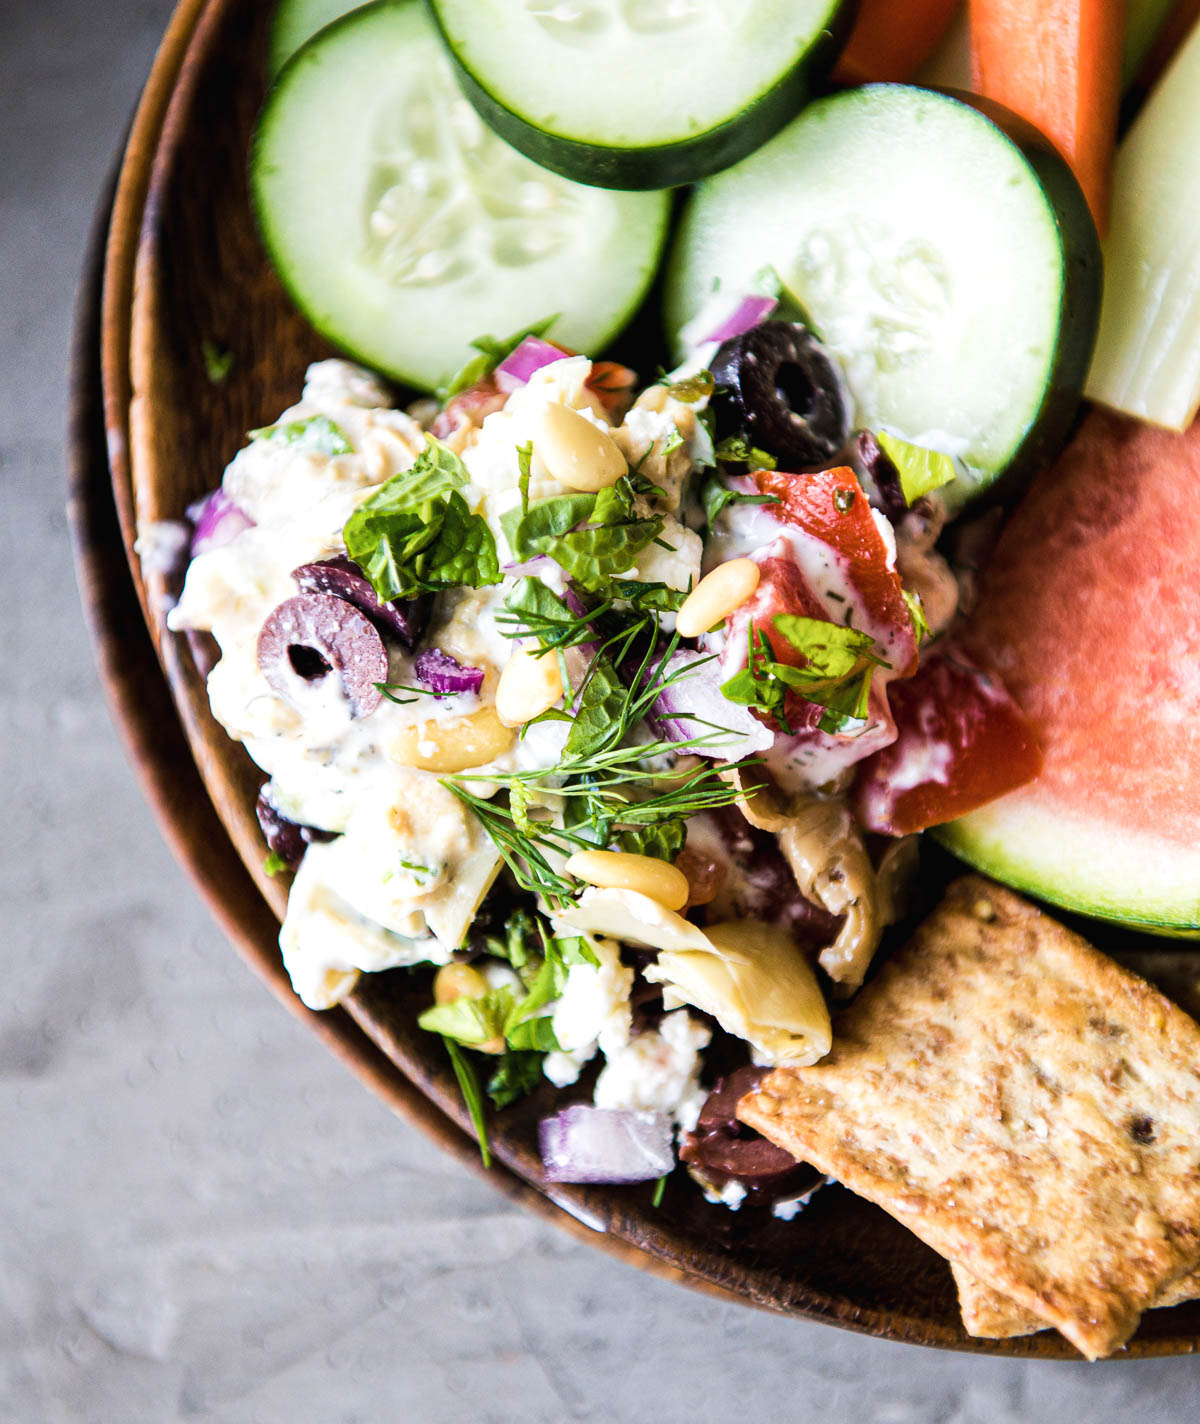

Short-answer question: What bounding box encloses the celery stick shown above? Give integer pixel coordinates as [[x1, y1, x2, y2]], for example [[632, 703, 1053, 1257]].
[[1086, 20, 1200, 430]]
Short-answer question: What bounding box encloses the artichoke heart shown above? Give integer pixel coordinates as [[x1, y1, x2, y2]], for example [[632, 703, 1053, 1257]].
[[645, 920, 832, 1068]]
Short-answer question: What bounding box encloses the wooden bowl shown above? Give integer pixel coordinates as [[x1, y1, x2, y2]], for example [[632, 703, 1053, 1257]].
[[91, 0, 1200, 1357]]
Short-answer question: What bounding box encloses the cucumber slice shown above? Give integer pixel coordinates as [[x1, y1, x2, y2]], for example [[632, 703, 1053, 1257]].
[[252, 0, 670, 391], [666, 85, 1102, 504], [429, 0, 853, 191], [268, 0, 366, 77]]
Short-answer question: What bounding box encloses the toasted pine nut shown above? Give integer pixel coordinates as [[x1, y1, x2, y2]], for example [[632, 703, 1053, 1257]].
[[535, 403, 626, 492], [675, 558, 761, 639], [564, 849, 690, 912], [495, 647, 563, 727], [434, 962, 489, 1005], [386, 706, 514, 772]]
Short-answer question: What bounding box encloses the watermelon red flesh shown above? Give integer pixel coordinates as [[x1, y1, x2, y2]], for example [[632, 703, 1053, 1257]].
[[939, 407, 1200, 931]]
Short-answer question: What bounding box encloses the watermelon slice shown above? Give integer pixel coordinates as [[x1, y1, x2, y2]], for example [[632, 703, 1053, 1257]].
[[939, 407, 1200, 934]]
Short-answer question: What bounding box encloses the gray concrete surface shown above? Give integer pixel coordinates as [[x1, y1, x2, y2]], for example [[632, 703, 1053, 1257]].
[[4, 1, 1199, 1419]]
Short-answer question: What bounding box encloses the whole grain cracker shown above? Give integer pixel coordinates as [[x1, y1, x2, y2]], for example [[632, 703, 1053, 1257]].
[[737, 876, 1200, 1359], [953, 1261, 1200, 1340]]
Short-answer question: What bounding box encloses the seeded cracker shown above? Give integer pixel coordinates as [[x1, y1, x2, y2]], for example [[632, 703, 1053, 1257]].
[[952, 1261, 1200, 1341], [737, 877, 1200, 1359]]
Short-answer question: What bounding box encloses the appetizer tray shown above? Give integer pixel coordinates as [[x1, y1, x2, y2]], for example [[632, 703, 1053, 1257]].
[[77, 0, 1200, 1357]]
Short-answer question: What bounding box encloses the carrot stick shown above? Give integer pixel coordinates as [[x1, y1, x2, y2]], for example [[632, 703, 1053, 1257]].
[[833, 0, 961, 83], [969, 0, 1127, 233]]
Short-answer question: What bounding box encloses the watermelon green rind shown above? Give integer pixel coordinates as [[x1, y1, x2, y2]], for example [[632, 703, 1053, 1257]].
[[936, 805, 1200, 937]]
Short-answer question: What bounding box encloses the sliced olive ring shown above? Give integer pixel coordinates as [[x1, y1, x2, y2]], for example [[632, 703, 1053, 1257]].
[[710, 321, 848, 469]]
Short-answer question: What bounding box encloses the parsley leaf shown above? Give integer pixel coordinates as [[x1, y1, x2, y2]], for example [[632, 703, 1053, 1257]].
[[443, 1037, 491, 1168], [343, 437, 499, 601], [440, 316, 559, 400], [875, 430, 957, 504], [486, 1050, 544, 1110], [620, 818, 686, 862], [249, 413, 354, 456]]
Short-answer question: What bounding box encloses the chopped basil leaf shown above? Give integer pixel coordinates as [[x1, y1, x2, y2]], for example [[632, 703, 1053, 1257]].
[[440, 315, 559, 400], [564, 655, 627, 757], [500, 476, 663, 592], [721, 616, 884, 736], [486, 1050, 544, 1110], [875, 430, 956, 505], [201, 339, 233, 385], [262, 851, 289, 878], [343, 437, 499, 600], [249, 413, 353, 456], [419, 987, 514, 1047], [442, 1037, 491, 1168]]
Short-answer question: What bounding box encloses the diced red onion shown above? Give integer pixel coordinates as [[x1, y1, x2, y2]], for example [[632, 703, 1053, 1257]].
[[188, 487, 254, 556], [414, 647, 484, 696], [495, 336, 568, 393], [501, 555, 554, 578], [651, 650, 774, 759], [701, 294, 778, 347], [539, 1105, 674, 1183]]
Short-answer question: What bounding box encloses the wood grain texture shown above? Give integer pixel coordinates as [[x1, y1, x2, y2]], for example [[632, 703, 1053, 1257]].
[[96, 0, 1200, 1357]]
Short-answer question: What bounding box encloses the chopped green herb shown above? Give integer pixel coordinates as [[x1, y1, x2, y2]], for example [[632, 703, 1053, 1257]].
[[487, 1050, 544, 1110], [201, 339, 233, 385], [713, 433, 778, 469], [700, 474, 781, 528], [619, 818, 686, 862], [398, 859, 433, 878], [658, 424, 685, 459], [875, 430, 957, 505], [662, 369, 715, 403], [262, 851, 289, 878], [721, 616, 886, 736], [439, 316, 559, 401], [343, 437, 499, 601], [376, 681, 455, 705], [517, 441, 534, 514], [249, 414, 353, 456], [500, 475, 663, 592], [651, 1175, 668, 1208], [443, 1037, 491, 1168], [902, 587, 931, 643]]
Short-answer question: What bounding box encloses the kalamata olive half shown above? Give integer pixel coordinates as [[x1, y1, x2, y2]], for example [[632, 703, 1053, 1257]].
[[255, 785, 338, 869], [257, 592, 387, 718], [681, 1066, 821, 1200], [291, 555, 430, 649], [710, 322, 848, 469]]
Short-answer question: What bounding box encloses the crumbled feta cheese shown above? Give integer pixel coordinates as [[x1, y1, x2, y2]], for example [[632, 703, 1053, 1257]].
[[542, 937, 633, 1087], [593, 1010, 711, 1129]]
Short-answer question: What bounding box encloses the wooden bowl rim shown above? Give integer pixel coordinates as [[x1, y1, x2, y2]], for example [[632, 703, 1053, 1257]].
[[95, 0, 1200, 1361]]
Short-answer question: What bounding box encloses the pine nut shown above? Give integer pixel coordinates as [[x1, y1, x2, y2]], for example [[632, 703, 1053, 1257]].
[[564, 849, 690, 911], [495, 647, 563, 727], [535, 403, 626, 492], [433, 962, 489, 1005], [386, 705, 514, 771], [675, 558, 761, 638]]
